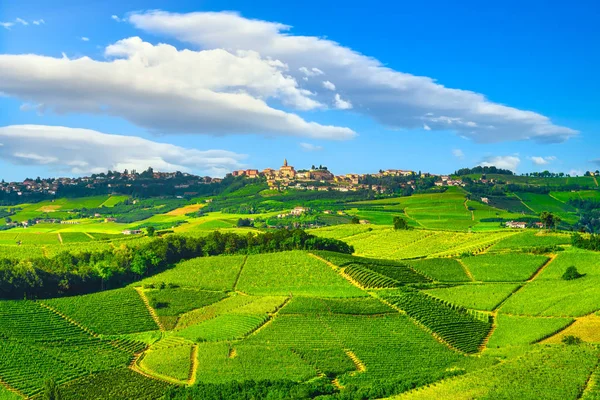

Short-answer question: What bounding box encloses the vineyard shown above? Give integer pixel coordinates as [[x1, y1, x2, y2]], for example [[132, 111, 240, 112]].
[[0, 203, 598, 399], [382, 290, 493, 353]]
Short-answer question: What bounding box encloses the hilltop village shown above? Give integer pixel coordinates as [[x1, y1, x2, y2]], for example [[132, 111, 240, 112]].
[[231, 158, 464, 193], [0, 160, 463, 202]]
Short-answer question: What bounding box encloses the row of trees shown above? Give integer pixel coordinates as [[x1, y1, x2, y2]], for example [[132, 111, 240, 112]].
[[0, 229, 353, 299]]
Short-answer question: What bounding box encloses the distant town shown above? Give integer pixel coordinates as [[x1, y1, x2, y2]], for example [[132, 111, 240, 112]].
[[0, 159, 464, 199], [230, 158, 464, 193]]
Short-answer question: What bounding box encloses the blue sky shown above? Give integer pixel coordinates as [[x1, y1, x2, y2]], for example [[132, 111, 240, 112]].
[[0, 0, 598, 181]]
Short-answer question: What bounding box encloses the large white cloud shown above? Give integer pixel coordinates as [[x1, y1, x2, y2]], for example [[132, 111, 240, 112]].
[[129, 10, 577, 144], [479, 155, 521, 171], [0, 37, 355, 140], [0, 125, 246, 176]]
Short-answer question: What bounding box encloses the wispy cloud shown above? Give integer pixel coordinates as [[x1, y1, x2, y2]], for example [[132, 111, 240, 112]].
[[299, 67, 324, 77], [80, 37, 90, 42], [529, 155, 556, 166], [334, 93, 352, 110], [322, 80, 336, 91], [300, 142, 323, 152], [111, 15, 122, 22], [452, 149, 464, 159], [2, 18, 44, 29]]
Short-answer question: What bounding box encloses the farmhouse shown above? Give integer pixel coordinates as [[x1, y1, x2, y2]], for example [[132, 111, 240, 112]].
[[290, 207, 309, 216], [481, 197, 489, 204], [505, 221, 527, 229], [122, 229, 143, 235]]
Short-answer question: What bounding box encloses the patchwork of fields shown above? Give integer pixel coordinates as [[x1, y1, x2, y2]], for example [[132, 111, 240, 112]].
[[0, 183, 599, 399], [0, 220, 598, 399]]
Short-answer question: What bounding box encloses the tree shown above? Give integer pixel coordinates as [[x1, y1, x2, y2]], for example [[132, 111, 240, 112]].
[[562, 266, 585, 281], [540, 212, 561, 230], [147, 226, 156, 237], [393, 216, 409, 230], [237, 218, 253, 227], [562, 335, 582, 345], [350, 216, 360, 224], [43, 378, 62, 400]]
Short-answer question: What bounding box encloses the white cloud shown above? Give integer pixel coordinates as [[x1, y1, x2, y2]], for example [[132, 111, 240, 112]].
[[111, 15, 122, 22], [479, 155, 521, 172], [32, 19, 45, 25], [423, 124, 431, 131], [322, 80, 336, 91], [299, 67, 324, 77], [299, 142, 323, 152], [80, 37, 90, 42], [334, 93, 352, 110], [0, 125, 245, 176], [529, 155, 556, 166], [128, 10, 578, 143], [0, 37, 355, 140], [15, 18, 28, 26], [0, 22, 14, 30], [452, 149, 464, 159]]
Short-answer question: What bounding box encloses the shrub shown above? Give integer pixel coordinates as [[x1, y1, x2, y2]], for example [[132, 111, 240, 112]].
[[562, 266, 585, 281], [562, 335, 582, 345]]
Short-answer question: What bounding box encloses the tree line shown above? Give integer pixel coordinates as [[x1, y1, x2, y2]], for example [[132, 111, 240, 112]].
[[0, 229, 353, 300], [572, 233, 600, 251]]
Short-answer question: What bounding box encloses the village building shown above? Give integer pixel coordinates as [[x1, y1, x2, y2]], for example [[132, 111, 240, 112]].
[[310, 169, 334, 181], [278, 159, 296, 179], [261, 168, 276, 178]]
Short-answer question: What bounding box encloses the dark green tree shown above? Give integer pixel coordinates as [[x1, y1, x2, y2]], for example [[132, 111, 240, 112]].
[[146, 226, 156, 237], [562, 266, 585, 281], [393, 216, 409, 230], [540, 212, 561, 230]]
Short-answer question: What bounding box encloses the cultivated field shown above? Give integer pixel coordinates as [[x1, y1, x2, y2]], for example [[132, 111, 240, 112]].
[[0, 187, 599, 399]]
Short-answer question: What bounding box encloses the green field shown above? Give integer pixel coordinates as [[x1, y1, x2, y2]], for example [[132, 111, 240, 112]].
[[500, 249, 600, 316], [1, 184, 599, 399], [461, 253, 549, 282], [424, 283, 520, 311], [236, 251, 366, 297]]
